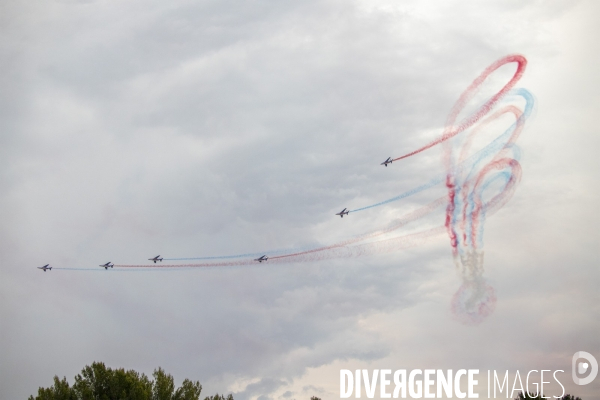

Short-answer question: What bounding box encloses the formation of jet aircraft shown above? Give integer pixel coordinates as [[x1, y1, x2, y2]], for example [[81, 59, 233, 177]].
[[99, 262, 114, 270], [39, 154, 395, 270]]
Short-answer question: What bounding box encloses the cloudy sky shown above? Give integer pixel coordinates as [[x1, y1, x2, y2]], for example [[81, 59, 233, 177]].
[[1, 0, 599, 399]]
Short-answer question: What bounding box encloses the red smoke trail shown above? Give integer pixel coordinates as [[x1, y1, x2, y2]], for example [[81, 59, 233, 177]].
[[456, 105, 523, 248], [471, 157, 522, 245], [270, 196, 446, 261], [391, 55, 527, 163], [116, 54, 530, 312], [445, 55, 526, 254], [451, 279, 497, 326], [386, 54, 527, 255], [115, 227, 447, 269], [386, 54, 529, 325], [116, 197, 447, 269], [113, 55, 533, 327]]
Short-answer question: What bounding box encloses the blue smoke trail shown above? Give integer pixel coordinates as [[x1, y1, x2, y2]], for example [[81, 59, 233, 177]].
[[163, 243, 320, 261], [157, 90, 533, 264], [455, 88, 534, 251], [349, 88, 533, 218], [349, 176, 445, 213], [51, 267, 204, 272]]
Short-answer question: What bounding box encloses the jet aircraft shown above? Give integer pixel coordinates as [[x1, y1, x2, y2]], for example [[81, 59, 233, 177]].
[[336, 208, 350, 218], [148, 255, 163, 263], [381, 157, 393, 167], [38, 264, 52, 272], [254, 255, 268, 263], [99, 262, 114, 270]]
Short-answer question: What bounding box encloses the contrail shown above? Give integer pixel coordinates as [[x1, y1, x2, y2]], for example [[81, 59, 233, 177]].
[[115, 197, 448, 268], [113, 55, 534, 324], [390, 54, 527, 163], [162, 245, 318, 261]]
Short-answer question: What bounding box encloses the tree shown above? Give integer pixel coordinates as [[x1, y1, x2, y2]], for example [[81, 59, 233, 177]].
[[153, 367, 176, 400], [515, 392, 582, 400], [174, 379, 203, 400], [204, 395, 233, 400], [559, 396, 582, 400], [71, 362, 153, 400], [29, 362, 210, 400], [28, 376, 77, 400], [516, 392, 546, 400]]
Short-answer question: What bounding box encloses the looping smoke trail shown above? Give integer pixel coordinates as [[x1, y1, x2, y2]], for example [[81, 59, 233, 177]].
[[113, 55, 533, 325], [391, 54, 527, 163], [416, 55, 531, 325]]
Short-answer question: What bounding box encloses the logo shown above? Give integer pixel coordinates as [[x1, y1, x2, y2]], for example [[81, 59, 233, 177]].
[[572, 351, 598, 385]]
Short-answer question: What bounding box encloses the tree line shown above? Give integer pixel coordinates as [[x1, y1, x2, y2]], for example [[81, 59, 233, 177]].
[[28, 362, 229, 400], [28, 362, 582, 400], [517, 393, 581, 400]]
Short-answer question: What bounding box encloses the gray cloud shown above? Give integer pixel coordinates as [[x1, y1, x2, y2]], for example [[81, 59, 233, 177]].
[[1, 0, 599, 399]]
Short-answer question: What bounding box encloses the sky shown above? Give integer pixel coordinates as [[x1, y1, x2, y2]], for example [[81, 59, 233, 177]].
[[1, 0, 599, 399]]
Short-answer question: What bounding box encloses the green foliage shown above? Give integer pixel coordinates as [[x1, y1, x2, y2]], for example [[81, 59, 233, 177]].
[[203, 395, 233, 400], [28, 376, 77, 400], [516, 392, 546, 400], [174, 379, 203, 400], [71, 362, 153, 400], [29, 362, 209, 400], [152, 368, 175, 400], [516, 392, 582, 400], [559, 395, 582, 400]]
